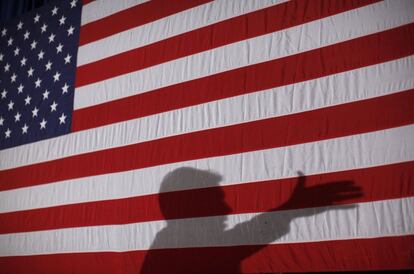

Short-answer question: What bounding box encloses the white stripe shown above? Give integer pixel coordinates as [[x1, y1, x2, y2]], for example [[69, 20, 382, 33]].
[[74, 0, 414, 109], [1, 125, 413, 213], [1, 56, 413, 171], [0, 197, 412, 256], [81, 0, 150, 26], [77, 0, 287, 66]]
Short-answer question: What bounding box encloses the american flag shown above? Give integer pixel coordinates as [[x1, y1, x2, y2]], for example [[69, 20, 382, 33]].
[[0, 0, 80, 149], [0, 0, 413, 273]]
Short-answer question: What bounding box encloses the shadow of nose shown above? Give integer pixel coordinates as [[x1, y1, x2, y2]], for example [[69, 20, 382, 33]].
[[220, 199, 232, 215]]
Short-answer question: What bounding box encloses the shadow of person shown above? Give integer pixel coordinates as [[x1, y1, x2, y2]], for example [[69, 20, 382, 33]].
[[140, 168, 362, 273]]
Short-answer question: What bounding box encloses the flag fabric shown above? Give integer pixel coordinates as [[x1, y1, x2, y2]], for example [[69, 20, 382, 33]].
[[0, 0, 81, 150], [0, 0, 414, 273]]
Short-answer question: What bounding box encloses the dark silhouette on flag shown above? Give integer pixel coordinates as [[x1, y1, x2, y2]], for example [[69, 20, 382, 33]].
[[141, 167, 362, 273]]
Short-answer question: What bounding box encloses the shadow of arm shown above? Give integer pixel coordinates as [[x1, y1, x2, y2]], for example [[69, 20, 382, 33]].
[[224, 171, 363, 255]]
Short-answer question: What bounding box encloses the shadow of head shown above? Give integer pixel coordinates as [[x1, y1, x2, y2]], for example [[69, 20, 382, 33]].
[[158, 167, 231, 220]]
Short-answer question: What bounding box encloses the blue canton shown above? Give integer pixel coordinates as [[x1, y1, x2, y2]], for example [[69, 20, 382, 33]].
[[0, 0, 81, 150]]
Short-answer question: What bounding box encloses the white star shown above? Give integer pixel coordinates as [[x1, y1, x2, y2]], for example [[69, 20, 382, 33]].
[[17, 21, 23, 30], [59, 113, 67, 124], [0, 53, 3, 61], [1, 89, 7, 98], [48, 33, 55, 43], [25, 95, 31, 105], [5, 128, 11, 138], [31, 40, 37, 50], [34, 14, 40, 23], [42, 89, 50, 100], [35, 78, 42, 88], [53, 71, 61, 82], [41, 23, 48, 33], [28, 67, 34, 77], [56, 43, 63, 53], [14, 112, 21, 122], [38, 50, 45, 60], [52, 6, 59, 16], [50, 101, 58, 112], [7, 37, 13, 46], [67, 26, 75, 36], [32, 107, 39, 117], [4, 63, 10, 72], [40, 118, 47, 129], [23, 30, 30, 40], [11, 73, 17, 83], [17, 84, 24, 93], [64, 54, 72, 64], [0, 117, 4, 126], [59, 16, 66, 26], [20, 57, 27, 66], [70, 0, 78, 8], [45, 61, 52, 71], [13, 47, 20, 56], [22, 124, 29, 134], [1, 28, 7, 36], [8, 100, 14, 110], [62, 83, 69, 94]]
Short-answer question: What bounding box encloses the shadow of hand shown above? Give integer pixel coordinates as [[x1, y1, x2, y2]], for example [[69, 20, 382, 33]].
[[281, 171, 363, 215]]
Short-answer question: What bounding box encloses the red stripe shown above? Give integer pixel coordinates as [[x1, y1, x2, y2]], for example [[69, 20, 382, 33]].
[[0, 161, 412, 234], [76, 0, 377, 87], [1, 88, 413, 190], [82, 0, 94, 5], [72, 22, 414, 131], [79, 0, 212, 46], [0, 235, 412, 274]]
